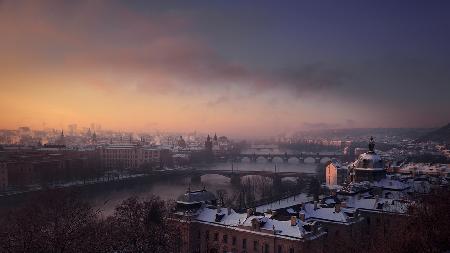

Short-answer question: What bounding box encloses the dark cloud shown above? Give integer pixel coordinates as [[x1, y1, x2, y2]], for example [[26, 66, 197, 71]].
[[0, 0, 348, 99]]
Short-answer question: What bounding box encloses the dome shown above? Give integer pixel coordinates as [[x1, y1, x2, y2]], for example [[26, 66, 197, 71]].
[[353, 136, 384, 170], [354, 152, 384, 170]]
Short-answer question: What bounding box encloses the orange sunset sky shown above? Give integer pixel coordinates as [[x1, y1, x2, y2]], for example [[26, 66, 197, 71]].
[[1, 1, 449, 137]]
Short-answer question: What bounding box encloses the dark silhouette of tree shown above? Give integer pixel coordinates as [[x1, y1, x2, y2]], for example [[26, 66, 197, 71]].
[[0, 191, 181, 253], [102, 196, 181, 253], [0, 190, 100, 253], [308, 177, 322, 201]]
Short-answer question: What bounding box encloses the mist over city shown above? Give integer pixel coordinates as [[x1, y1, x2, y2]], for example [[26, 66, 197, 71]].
[[1, 1, 449, 253]]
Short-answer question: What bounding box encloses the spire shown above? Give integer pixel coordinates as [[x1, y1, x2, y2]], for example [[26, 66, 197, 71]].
[[214, 133, 217, 141]]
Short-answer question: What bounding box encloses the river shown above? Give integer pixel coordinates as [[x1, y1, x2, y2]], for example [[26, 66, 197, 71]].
[[87, 160, 319, 216]]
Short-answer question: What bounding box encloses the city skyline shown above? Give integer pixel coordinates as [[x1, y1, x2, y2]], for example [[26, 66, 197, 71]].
[[1, 0, 450, 137]]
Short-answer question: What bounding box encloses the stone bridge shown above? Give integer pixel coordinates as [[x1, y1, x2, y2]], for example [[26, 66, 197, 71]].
[[231, 152, 354, 164], [161, 168, 312, 182]]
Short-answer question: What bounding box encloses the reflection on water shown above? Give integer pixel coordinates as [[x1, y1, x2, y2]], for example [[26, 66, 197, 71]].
[[89, 161, 317, 216]]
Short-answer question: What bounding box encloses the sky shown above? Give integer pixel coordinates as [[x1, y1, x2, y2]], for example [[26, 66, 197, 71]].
[[1, 0, 449, 137]]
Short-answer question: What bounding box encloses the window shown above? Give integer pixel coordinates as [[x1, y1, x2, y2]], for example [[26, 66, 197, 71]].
[[206, 231, 209, 241], [253, 240, 258, 251], [214, 233, 218, 241], [289, 248, 294, 253], [242, 239, 247, 249], [278, 245, 282, 253], [232, 236, 236, 246], [223, 234, 228, 243], [265, 243, 269, 253]]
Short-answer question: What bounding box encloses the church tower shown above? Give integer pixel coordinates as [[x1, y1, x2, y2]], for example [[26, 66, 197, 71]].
[[205, 134, 213, 152]]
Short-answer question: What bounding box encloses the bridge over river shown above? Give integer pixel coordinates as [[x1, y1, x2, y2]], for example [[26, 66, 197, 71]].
[[155, 168, 313, 181], [231, 152, 355, 164]]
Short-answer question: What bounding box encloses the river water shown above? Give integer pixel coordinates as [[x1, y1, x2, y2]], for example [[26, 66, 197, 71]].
[[88, 160, 319, 216]]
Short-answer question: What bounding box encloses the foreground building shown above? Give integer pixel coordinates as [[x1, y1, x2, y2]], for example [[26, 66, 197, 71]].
[[172, 188, 327, 253], [171, 138, 444, 253]]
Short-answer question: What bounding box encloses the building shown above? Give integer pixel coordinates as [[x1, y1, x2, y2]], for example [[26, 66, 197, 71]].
[[172, 188, 326, 253], [349, 137, 386, 182], [205, 135, 213, 153], [325, 160, 348, 187], [0, 148, 100, 188], [99, 144, 160, 170]]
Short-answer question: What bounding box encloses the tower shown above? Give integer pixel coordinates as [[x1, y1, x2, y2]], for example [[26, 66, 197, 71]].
[[92, 131, 97, 144], [205, 134, 213, 152]]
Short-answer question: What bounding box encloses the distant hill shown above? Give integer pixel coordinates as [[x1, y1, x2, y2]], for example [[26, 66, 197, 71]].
[[417, 123, 450, 143]]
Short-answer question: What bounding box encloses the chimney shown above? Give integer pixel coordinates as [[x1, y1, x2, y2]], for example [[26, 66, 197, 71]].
[[251, 218, 260, 230], [272, 210, 277, 217], [290, 216, 297, 226], [299, 211, 305, 222], [227, 206, 231, 215], [314, 201, 318, 210], [217, 205, 221, 213], [374, 195, 379, 208], [247, 208, 253, 218], [335, 203, 341, 213], [341, 201, 347, 208], [300, 202, 304, 210]]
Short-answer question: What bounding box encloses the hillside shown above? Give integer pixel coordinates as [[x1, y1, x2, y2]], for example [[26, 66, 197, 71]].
[[417, 123, 450, 143]]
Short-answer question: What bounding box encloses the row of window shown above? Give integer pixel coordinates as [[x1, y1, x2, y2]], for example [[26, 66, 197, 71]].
[[205, 230, 295, 253]]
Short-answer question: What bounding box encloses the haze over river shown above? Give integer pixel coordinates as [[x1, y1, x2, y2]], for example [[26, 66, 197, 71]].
[[89, 160, 318, 216]]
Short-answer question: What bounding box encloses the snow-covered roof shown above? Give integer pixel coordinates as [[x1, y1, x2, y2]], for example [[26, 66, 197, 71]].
[[342, 195, 410, 213], [353, 151, 384, 170], [195, 207, 247, 226], [303, 203, 352, 223], [191, 207, 322, 240], [177, 189, 216, 203], [255, 193, 311, 213]]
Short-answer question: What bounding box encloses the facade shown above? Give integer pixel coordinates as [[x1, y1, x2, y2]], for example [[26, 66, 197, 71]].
[[99, 144, 160, 169], [1, 149, 100, 188], [325, 160, 348, 186], [173, 189, 326, 253]]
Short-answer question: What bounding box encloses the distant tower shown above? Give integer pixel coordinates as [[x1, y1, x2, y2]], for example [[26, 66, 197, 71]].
[[213, 133, 218, 142], [177, 136, 187, 148], [57, 130, 65, 146], [205, 134, 213, 152], [92, 131, 97, 144]]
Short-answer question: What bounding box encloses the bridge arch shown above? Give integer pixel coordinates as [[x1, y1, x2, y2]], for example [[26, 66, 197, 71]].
[[304, 157, 315, 164], [240, 156, 251, 162], [256, 156, 268, 162], [287, 157, 300, 164], [320, 157, 332, 164], [272, 156, 284, 163]]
